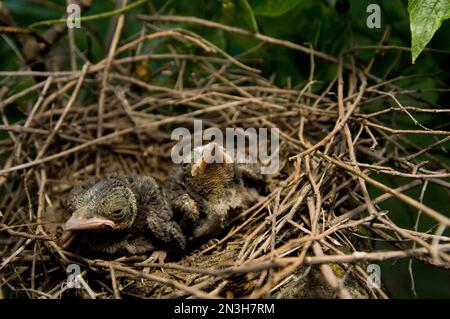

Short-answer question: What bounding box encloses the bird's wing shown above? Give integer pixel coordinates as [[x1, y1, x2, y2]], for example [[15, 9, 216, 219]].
[[130, 175, 186, 250], [163, 166, 201, 226]]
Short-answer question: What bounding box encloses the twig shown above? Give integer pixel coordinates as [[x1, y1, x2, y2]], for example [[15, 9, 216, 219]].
[[29, 0, 148, 28]]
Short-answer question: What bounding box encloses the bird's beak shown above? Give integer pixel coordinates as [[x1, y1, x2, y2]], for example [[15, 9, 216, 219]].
[[64, 209, 116, 231], [191, 143, 233, 176]]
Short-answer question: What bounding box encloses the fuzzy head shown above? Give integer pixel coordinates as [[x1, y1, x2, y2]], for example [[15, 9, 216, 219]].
[[182, 143, 236, 196], [65, 175, 138, 232]]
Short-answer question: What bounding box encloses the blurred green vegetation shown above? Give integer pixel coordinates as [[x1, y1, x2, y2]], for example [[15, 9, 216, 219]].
[[0, 0, 449, 298]]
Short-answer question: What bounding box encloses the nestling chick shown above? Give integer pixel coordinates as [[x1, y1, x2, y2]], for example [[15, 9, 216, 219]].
[[64, 173, 186, 256], [164, 143, 263, 241]]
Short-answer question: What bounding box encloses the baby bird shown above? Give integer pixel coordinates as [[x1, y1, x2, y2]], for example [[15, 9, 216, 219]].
[[164, 143, 263, 241], [64, 173, 186, 256]]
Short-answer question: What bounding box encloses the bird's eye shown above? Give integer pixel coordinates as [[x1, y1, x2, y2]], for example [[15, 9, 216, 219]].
[[111, 209, 123, 216]]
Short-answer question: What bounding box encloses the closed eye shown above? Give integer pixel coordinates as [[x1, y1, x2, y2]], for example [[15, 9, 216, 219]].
[[111, 209, 122, 216]]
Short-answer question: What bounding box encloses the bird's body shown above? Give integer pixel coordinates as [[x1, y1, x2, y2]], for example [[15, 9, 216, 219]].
[[164, 143, 263, 240], [64, 173, 186, 256]]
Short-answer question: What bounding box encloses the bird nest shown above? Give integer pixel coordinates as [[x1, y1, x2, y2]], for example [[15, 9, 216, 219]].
[[1, 15, 449, 299]]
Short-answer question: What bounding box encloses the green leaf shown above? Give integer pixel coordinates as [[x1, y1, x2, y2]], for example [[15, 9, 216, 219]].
[[221, 0, 258, 32], [249, 0, 304, 16], [408, 0, 450, 63], [220, 0, 259, 51]]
